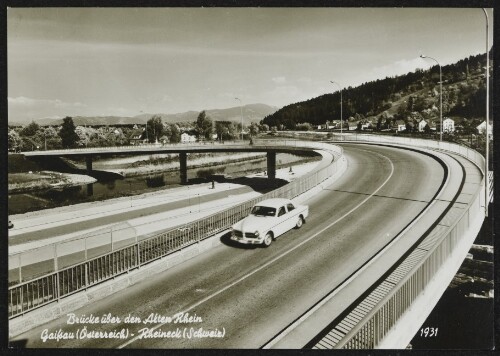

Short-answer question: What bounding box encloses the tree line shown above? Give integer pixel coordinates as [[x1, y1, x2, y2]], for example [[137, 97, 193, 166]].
[[261, 53, 490, 130], [8, 111, 269, 152]]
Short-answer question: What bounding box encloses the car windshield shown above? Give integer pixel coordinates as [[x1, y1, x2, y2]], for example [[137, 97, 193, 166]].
[[251, 206, 276, 217]]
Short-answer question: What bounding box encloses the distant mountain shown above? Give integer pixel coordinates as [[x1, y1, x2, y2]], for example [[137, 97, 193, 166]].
[[14, 103, 278, 127], [134, 103, 278, 124]]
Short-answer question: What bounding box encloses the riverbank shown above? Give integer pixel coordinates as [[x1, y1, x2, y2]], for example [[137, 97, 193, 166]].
[[8, 171, 96, 194]]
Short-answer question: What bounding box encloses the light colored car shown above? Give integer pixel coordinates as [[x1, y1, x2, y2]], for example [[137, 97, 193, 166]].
[[231, 198, 308, 247]]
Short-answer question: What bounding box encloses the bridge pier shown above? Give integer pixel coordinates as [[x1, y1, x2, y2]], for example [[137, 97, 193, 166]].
[[85, 156, 93, 175], [267, 151, 276, 180], [179, 152, 188, 184]]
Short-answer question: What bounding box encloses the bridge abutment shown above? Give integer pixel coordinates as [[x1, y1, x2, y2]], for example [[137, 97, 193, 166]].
[[179, 152, 188, 184], [85, 156, 93, 175], [267, 151, 276, 179]]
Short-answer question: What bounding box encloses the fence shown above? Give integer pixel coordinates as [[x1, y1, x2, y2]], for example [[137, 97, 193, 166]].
[[8, 139, 343, 318], [310, 133, 487, 349]]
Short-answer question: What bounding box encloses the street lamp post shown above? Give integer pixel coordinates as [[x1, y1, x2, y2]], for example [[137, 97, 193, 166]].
[[330, 81, 343, 139], [420, 55, 442, 142], [482, 8, 490, 217], [235, 97, 243, 140]]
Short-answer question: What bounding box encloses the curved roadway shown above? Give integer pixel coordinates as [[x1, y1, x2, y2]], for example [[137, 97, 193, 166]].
[[11, 143, 445, 348]]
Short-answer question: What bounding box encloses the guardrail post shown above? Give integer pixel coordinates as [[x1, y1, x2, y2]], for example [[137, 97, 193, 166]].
[[136, 243, 141, 267], [18, 254, 22, 283], [53, 244, 58, 272], [56, 271, 61, 301], [85, 263, 89, 290]]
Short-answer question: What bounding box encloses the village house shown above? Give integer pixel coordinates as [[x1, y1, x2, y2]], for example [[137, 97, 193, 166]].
[[476, 121, 493, 140], [418, 119, 427, 132], [442, 118, 455, 133], [393, 120, 406, 132], [129, 128, 146, 145], [181, 132, 197, 143]]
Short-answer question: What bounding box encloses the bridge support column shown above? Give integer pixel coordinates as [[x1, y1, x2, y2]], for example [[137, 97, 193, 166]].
[[179, 152, 188, 184], [85, 156, 93, 175], [267, 151, 276, 180]]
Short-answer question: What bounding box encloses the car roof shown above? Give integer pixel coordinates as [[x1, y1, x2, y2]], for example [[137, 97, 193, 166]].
[[255, 198, 292, 209]]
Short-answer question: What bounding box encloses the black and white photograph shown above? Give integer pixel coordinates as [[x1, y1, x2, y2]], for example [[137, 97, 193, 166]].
[[5, 5, 495, 350]]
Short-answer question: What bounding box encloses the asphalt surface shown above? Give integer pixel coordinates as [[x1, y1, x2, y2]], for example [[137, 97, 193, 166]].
[[10, 143, 445, 349]]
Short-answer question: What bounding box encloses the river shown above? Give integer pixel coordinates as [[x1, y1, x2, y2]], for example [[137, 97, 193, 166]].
[[8, 153, 314, 215]]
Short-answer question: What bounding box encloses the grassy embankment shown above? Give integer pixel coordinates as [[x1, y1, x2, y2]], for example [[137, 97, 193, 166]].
[[8, 154, 96, 194]]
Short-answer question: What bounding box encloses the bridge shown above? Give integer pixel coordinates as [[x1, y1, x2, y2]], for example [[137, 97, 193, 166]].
[[22, 141, 319, 183], [9, 136, 489, 349]]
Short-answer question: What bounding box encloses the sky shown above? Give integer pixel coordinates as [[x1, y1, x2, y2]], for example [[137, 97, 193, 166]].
[[7, 7, 494, 123]]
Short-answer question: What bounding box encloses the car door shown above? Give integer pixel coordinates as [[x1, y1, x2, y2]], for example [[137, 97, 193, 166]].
[[275, 205, 288, 236], [286, 203, 297, 230]]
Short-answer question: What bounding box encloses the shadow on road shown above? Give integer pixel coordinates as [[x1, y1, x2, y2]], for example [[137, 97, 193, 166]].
[[187, 176, 289, 194]]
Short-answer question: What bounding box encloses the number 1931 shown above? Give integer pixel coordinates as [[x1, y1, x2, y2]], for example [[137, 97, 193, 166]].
[[420, 327, 438, 337]]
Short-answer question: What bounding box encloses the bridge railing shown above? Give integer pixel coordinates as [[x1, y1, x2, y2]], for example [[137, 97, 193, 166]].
[[8, 140, 343, 319], [333, 132, 485, 172], [309, 134, 486, 349], [21, 140, 266, 155]]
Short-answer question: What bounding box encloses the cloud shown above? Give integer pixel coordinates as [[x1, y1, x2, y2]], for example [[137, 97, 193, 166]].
[[272, 76, 286, 84]]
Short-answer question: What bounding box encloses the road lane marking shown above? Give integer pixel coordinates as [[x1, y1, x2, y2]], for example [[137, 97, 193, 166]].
[[263, 147, 452, 349], [117, 149, 395, 349]]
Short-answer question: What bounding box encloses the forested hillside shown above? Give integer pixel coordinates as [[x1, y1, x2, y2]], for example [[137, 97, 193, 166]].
[[261, 53, 490, 130]]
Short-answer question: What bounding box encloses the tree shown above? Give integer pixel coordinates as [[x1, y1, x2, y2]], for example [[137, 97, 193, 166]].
[[75, 126, 90, 147], [249, 122, 259, 136], [424, 123, 431, 134], [195, 111, 213, 140], [296, 122, 312, 131], [168, 124, 181, 143], [42, 126, 63, 150], [405, 121, 415, 133], [259, 123, 269, 132], [146, 115, 164, 143], [215, 121, 225, 141], [20, 121, 41, 137], [58, 117, 79, 148], [8, 129, 22, 151]]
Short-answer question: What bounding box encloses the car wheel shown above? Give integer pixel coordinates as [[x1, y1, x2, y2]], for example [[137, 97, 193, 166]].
[[296, 216, 303, 228], [263, 232, 273, 247]]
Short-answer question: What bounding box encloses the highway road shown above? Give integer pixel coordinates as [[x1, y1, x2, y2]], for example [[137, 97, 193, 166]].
[[10, 143, 446, 348]]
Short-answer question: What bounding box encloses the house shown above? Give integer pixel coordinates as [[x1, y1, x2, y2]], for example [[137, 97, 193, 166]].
[[181, 132, 197, 143], [477, 121, 493, 139], [393, 120, 406, 132], [418, 119, 427, 132], [129, 129, 146, 145], [442, 118, 455, 133]]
